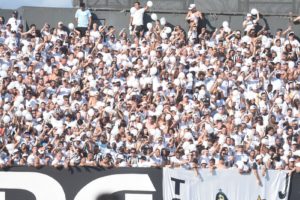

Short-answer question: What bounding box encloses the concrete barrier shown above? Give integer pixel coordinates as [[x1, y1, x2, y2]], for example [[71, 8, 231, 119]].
[[1, 6, 299, 36]]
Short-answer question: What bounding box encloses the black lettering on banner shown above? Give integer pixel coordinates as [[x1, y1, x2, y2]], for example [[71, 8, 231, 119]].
[[278, 173, 289, 199], [171, 177, 185, 195], [0, 167, 163, 200]]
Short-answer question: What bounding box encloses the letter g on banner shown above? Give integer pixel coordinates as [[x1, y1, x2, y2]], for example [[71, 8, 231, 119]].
[[74, 174, 156, 200], [0, 172, 66, 200]]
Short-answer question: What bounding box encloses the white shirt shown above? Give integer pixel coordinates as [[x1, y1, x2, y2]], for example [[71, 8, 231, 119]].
[[4, 36, 18, 49], [131, 8, 145, 26], [6, 17, 21, 32], [27, 154, 36, 166], [271, 78, 283, 91], [52, 158, 65, 166]]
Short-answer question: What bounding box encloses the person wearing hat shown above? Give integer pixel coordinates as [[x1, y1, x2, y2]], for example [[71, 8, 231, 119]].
[[75, 2, 92, 37], [236, 155, 251, 174], [243, 10, 260, 33], [286, 157, 296, 170], [200, 159, 208, 168], [57, 21, 68, 39], [6, 10, 21, 32], [186, 3, 203, 34], [284, 31, 300, 50]]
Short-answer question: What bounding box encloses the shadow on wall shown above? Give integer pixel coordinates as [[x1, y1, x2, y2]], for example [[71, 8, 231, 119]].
[[96, 193, 119, 200]]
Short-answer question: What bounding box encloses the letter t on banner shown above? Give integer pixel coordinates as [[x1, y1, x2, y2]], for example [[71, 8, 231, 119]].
[[171, 178, 185, 195], [164, 168, 194, 200]]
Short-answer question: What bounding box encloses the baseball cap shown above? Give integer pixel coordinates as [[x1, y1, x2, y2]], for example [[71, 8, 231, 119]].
[[255, 155, 262, 160], [22, 153, 28, 157], [38, 149, 45, 154], [189, 4, 196, 10], [289, 158, 295, 162], [288, 32, 295, 36], [250, 105, 257, 110]]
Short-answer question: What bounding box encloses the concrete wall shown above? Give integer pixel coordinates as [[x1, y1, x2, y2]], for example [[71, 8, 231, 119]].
[[73, 0, 300, 14], [0, 9, 14, 22], [2, 6, 300, 36]]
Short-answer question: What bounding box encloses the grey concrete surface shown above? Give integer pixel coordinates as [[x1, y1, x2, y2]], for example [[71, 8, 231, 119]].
[[1, 6, 299, 36]]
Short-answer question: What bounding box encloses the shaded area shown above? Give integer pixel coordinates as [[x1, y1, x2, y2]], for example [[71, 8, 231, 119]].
[[0, 166, 163, 200], [96, 193, 119, 200], [288, 172, 300, 200], [0, 189, 36, 200]]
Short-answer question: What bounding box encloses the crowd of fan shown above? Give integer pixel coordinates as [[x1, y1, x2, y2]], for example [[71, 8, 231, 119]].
[[0, 3, 299, 177]]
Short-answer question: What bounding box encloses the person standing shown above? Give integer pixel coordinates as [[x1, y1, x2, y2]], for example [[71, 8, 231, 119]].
[[6, 11, 21, 32], [130, 1, 149, 37], [185, 4, 204, 36], [75, 2, 92, 37]]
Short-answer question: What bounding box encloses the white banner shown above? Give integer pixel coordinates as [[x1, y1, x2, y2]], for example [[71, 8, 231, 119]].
[[163, 168, 290, 200]]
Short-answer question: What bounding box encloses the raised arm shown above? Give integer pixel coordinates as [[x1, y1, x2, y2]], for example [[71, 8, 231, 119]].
[[293, 16, 300, 23]]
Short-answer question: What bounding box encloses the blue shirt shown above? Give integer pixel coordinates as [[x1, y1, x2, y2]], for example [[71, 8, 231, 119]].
[[75, 9, 91, 28]]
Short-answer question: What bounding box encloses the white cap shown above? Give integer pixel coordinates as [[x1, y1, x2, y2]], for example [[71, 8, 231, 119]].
[[117, 154, 124, 160], [256, 155, 262, 160], [38, 149, 45, 154], [105, 123, 112, 128], [289, 158, 295, 162], [130, 115, 136, 121], [189, 4, 196, 10], [250, 105, 257, 110]]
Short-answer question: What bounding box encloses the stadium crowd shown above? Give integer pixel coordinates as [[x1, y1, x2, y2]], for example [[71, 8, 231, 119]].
[[0, 2, 299, 178]]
